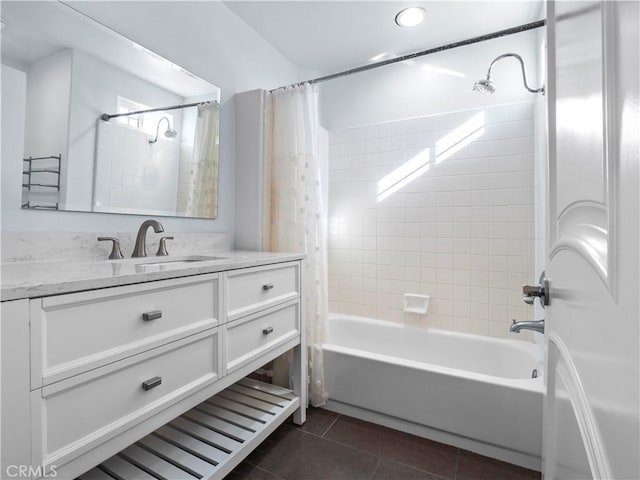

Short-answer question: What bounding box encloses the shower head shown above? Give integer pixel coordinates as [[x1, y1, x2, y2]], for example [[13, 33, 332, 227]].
[[472, 76, 495, 94], [148, 116, 178, 144], [472, 53, 544, 95]]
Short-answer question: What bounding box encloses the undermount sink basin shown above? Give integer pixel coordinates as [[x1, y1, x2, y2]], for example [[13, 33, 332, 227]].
[[134, 255, 227, 271]]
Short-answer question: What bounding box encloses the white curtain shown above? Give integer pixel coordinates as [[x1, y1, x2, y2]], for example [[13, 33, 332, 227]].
[[267, 84, 329, 407], [183, 102, 219, 217]]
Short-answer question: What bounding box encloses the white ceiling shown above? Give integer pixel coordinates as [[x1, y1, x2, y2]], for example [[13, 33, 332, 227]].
[[224, 1, 544, 75]]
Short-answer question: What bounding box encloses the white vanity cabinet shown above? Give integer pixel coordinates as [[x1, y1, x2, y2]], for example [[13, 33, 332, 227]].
[[225, 262, 300, 321], [223, 262, 301, 375], [30, 273, 222, 388], [0, 258, 305, 480], [224, 301, 299, 374]]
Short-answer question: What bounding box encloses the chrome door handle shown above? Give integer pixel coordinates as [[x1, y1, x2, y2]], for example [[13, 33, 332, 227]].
[[522, 271, 549, 308], [262, 326, 274, 335]]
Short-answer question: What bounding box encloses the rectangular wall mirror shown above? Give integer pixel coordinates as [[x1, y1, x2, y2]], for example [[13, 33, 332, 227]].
[[2, 1, 221, 219]]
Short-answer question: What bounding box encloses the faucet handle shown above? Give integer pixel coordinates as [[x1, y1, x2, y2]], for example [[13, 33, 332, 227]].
[[156, 236, 174, 256], [522, 271, 550, 308], [98, 237, 124, 260]]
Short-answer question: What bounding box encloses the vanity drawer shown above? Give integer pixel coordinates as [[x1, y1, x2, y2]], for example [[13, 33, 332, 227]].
[[225, 300, 300, 373], [32, 329, 220, 471], [30, 273, 219, 388], [225, 262, 300, 321]]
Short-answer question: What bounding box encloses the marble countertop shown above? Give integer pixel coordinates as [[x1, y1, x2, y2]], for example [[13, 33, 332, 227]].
[[1, 251, 305, 301]]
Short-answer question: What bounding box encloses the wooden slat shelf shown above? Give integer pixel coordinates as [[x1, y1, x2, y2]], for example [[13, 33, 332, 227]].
[[77, 378, 299, 480]]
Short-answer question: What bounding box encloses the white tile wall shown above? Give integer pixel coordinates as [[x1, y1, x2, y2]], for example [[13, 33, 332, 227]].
[[94, 122, 180, 215], [327, 102, 537, 341]]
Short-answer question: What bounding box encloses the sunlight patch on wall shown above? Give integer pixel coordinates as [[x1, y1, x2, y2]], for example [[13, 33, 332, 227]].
[[435, 111, 485, 164], [377, 148, 431, 202], [376, 111, 486, 202]]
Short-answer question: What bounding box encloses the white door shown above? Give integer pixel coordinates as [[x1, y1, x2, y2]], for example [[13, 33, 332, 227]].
[[544, 1, 639, 479]]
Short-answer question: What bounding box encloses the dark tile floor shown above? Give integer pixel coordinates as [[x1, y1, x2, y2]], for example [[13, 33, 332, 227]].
[[228, 408, 541, 480]]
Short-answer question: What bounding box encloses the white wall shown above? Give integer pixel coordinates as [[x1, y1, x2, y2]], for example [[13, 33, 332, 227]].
[[1, 66, 28, 225], [534, 27, 547, 328], [23, 49, 72, 162], [93, 123, 181, 215], [22, 49, 72, 208], [2, 1, 309, 236], [320, 29, 541, 130], [234, 90, 266, 251]]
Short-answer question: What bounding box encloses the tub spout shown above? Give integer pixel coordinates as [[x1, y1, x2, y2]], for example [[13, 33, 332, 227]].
[[510, 319, 544, 334]]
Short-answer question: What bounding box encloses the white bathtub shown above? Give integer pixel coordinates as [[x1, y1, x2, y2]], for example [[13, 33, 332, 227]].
[[322, 314, 544, 470]]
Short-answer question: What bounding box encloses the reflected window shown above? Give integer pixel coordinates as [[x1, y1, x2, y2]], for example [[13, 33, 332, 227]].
[[116, 96, 174, 137]]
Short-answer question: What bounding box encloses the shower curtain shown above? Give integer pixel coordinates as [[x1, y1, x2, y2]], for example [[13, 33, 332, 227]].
[[183, 102, 219, 217], [266, 84, 329, 407]]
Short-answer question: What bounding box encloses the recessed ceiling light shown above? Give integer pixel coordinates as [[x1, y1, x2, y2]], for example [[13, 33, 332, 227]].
[[395, 7, 426, 28]]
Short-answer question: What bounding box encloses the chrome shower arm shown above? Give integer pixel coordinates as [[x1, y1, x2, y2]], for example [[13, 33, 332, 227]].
[[149, 116, 171, 145], [486, 53, 545, 94], [156, 116, 170, 138]]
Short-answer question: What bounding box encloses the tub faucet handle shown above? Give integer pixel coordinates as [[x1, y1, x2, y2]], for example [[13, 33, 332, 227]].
[[522, 271, 549, 308]]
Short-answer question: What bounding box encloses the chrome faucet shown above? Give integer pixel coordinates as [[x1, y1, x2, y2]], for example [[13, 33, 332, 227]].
[[510, 319, 545, 335], [132, 219, 164, 257]]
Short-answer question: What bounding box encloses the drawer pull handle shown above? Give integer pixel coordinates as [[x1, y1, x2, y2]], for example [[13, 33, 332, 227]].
[[263, 283, 274, 291], [142, 310, 162, 321], [142, 376, 162, 391], [262, 326, 274, 335]]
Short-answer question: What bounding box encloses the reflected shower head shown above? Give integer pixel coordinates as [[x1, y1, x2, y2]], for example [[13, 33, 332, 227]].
[[472, 53, 544, 95], [472, 76, 495, 94], [148, 116, 178, 144]]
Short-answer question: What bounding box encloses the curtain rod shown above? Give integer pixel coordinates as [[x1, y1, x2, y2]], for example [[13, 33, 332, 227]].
[[100, 100, 218, 121], [270, 19, 546, 92]]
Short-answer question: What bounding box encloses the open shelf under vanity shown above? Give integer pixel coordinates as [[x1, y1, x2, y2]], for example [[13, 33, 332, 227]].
[[77, 378, 299, 480]]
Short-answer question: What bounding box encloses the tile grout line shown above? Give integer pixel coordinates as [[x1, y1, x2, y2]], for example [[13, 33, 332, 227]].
[[313, 432, 384, 460], [251, 464, 288, 480], [320, 413, 341, 438], [317, 415, 457, 480], [369, 457, 382, 480], [316, 434, 452, 480], [378, 458, 454, 480]]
